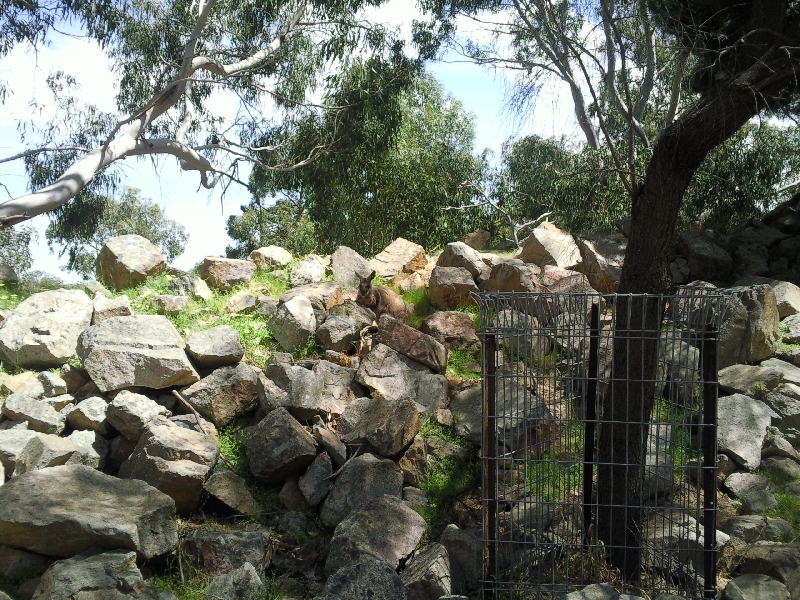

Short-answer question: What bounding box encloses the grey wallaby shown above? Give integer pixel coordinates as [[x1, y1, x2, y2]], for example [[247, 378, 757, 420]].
[[356, 270, 413, 322]]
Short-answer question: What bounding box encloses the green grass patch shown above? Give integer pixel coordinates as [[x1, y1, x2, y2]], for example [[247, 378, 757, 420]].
[[149, 572, 210, 600], [524, 453, 582, 502], [764, 493, 800, 540], [446, 348, 481, 380], [419, 453, 480, 534], [401, 287, 434, 329], [419, 417, 469, 448]]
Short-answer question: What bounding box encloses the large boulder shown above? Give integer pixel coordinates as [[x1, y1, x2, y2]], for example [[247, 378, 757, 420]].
[[270, 295, 317, 353], [718, 394, 773, 470], [419, 311, 479, 351], [320, 453, 403, 528], [718, 285, 780, 368], [248, 245, 292, 270], [428, 266, 479, 310], [517, 221, 582, 270], [316, 301, 376, 353], [96, 235, 166, 290], [402, 542, 460, 600], [340, 396, 420, 458], [119, 419, 219, 514], [199, 257, 256, 290], [13, 432, 97, 475], [369, 238, 427, 278], [356, 344, 448, 413], [325, 494, 425, 576], [32, 549, 161, 600], [184, 530, 267, 577], [736, 276, 800, 319], [437, 242, 491, 284], [377, 314, 448, 373], [185, 325, 244, 368], [0, 465, 177, 558], [247, 407, 317, 483], [481, 260, 543, 294], [290, 254, 327, 287], [677, 230, 733, 282], [331, 246, 371, 287], [0, 289, 93, 368], [179, 363, 259, 428], [575, 235, 626, 293], [318, 558, 406, 600], [77, 315, 199, 392]]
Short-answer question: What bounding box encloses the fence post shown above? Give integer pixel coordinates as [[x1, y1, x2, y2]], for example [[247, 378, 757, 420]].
[[583, 301, 600, 545], [483, 332, 497, 598], [701, 326, 719, 599]]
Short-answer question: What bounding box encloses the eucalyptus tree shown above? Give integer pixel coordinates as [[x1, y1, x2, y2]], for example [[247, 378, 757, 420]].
[[0, 0, 418, 236]]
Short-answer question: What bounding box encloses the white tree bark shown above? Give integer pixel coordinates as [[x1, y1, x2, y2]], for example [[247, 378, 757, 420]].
[[0, 2, 310, 228]]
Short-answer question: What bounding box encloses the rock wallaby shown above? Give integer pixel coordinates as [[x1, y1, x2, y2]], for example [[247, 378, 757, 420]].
[[356, 270, 412, 322]]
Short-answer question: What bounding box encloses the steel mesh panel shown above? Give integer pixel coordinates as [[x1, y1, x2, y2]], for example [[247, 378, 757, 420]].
[[473, 289, 730, 600]]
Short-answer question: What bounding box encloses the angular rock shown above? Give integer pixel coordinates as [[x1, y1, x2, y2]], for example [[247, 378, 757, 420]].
[[517, 222, 582, 270], [356, 344, 448, 413], [378, 314, 448, 373], [151, 294, 190, 315], [724, 573, 790, 600], [340, 396, 420, 458], [575, 235, 626, 293], [203, 562, 263, 600], [462, 229, 490, 250], [402, 487, 428, 517], [65, 430, 109, 470], [180, 363, 259, 428], [331, 246, 371, 288], [419, 311, 479, 351], [77, 315, 199, 392], [369, 238, 427, 278], [402, 542, 458, 600], [481, 260, 543, 293], [398, 436, 427, 486], [782, 313, 800, 346], [320, 453, 403, 528], [718, 394, 773, 470], [736, 276, 800, 319], [762, 389, 800, 432], [677, 230, 733, 281], [119, 419, 219, 514], [722, 516, 793, 543], [59, 363, 89, 394], [761, 455, 800, 480], [204, 469, 254, 515], [290, 254, 327, 287], [299, 451, 333, 507], [325, 494, 425, 575], [0, 371, 36, 394], [316, 301, 375, 353], [428, 267, 477, 310], [318, 558, 406, 600], [106, 435, 137, 471], [107, 390, 171, 441], [185, 530, 266, 577], [1, 395, 65, 435], [719, 364, 783, 397], [199, 257, 256, 291], [66, 396, 110, 436], [725, 472, 777, 514], [439, 525, 483, 593], [248, 245, 293, 270], [0, 289, 93, 368], [762, 358, 800, 385], [279, 476, 311, 512], [0, 544, 52, 581], [224, 290, 257, 314], [737, 543, 800, 599], [719, 285, 780, 368], [270, 295, 317, 353], [280, 281, 344, 313], [91, 293, 132, 324], [33, 549, 160, 600], [96, 235, 166, 290], [437, 242, 491, 284], [313, 423, 347, 467], [185, 325, 244, 368], [14, 432, 97, 475], [166, 275, 212, 301], [0, 464, 177, 558], [247, 407, 317, 483], [0, 430, 38, 477]]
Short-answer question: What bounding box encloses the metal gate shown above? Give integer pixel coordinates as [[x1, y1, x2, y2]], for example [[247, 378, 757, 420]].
[[474, 289, 729, 599]]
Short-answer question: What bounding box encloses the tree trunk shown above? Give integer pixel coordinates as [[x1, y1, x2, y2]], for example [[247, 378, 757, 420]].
[[595, 32, 800, 577]]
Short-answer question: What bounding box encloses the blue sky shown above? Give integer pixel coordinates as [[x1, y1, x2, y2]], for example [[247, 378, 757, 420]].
[[0, 1, 578, 280]]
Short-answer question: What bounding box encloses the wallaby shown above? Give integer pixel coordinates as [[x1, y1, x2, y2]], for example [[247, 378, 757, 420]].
[[356, 270, 412, 322]]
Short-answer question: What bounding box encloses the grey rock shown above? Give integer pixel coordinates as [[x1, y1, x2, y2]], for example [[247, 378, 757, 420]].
[[14, 432, 97, 475], [77, 315, 199, 392], [719, 285, 780, 368], [270, 295, 317, 353], [462, 229, 490, 250], [724, 573, 790, 600], [313, 423, 347, 467], [32, 549, 160, 599], [397, 436, 427, 486], [41, 394, 74, 412], [277, 511, 317, 544], [0, 464, 177, 558], [368, 238, 427, 278], [317, 558, 406, 600], [437, 242, 491, 283], [419, 311, 479, 351], [517, 222, 581, 270], [0, 289, 93, 368], [186, 326, 244, 368], [356, 344, 448, 414], [165, 275, 213, 301], [340, 395, 420, 458], [402, 542, 459, 600], [320, 453, 403, 528], [185, 531, 266, 576], [106, 435, 137, 471], [66, 396, 110, 436], [762, 389, 800, 431], [290, 254, 327, 286], [1, 396, 65, 435], [315, 301, 375, 353], [377, 314, 448, 374], [299, 451, 333, 506], [677, 229, 733, 281], [169, 414, 218, 441], [151, 294, 190, 315], [204, 469, 254, 515], [180, 363, 259, 428], [725, 472, 777, 514], [247, 407, 317, 483], [736, 276, 800, 319], [719, 364, 783, 397], [119, 419, 219, 514], [107, 390, 171, 441], [565, 583, 619, 600], [718, 394, 773, 470], [737, 543, 800, 599], [280, 281, 343, 313], [0, 430, 38, 477], [224, 290, 258, 314], [428, 266, 479, 310], [439, 525, 483, 593], [330, 246, 371, 287], [96, 234, 166, 290], [575, 235, 626, 293], [203, 562, 263, 600], [761, 456, 800, 481], [402, 486, 428, 516], [35, 372, 67, 399], [722, 516, 793, 543], [58, 364, 89, 395], [199, 257, 256, 290], [248, 245, 292, 270], [325, 494, 425, 575], [782, 313, 800, 345], [481, 260, 543, 294], [0, 544, 52, 581], [91, 293, 132, 324], [279, 476, 311, 512], [65, 430, 109, 470], [762, 358, 800, 386]]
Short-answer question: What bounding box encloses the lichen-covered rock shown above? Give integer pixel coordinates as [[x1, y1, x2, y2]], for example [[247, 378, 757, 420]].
[[96, 234, 166, 290], [330, 246, 371, 288], [718, 394, 773, 470], [203, 562, 263, 600], [316, 301, 375, 353], [290, 254, 327, 287]]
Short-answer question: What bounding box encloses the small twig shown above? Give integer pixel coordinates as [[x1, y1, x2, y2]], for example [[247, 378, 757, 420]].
[[172, 389, 236, 471], [324, 444, 362, 480]]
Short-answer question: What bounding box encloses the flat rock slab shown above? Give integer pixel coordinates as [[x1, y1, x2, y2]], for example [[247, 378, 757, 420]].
[[0, 464, 177, 559], [1, 395, 65, 435], [377, 314, 448, 373], [0, 289, 93, 368], [718, 394, 773, 470], [185, 325, 244, 368], [32, 549, 160, 599], [722, 516, 793, 543], [204, 469, 254, 515], [724, 573, 790, 600], [77, 315, 199, 392], [325, 494, 425, 576]]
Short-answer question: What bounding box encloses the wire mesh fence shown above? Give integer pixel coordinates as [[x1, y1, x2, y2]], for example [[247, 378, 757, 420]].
[[473, 289, 731, 600]]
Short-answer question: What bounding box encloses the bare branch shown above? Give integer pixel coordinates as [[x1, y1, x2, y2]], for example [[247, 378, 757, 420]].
[[0, 145, 92, 165]]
